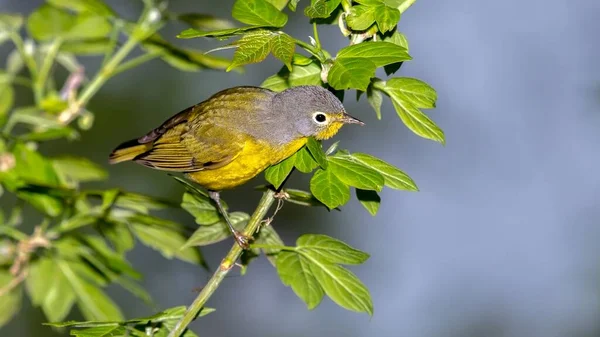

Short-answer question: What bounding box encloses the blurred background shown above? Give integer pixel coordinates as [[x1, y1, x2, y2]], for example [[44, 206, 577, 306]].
[[2, 0, 600, 336]]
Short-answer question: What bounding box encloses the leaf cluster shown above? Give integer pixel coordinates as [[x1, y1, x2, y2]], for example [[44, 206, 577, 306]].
[[168, 0, 439, 320], [0, 0, 237, 329], [46, 306, 214, 337], [1, 0, 442, 334]]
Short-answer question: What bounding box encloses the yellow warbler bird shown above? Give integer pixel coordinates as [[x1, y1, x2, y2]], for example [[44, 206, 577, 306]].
[[109, 85, 363, 247]]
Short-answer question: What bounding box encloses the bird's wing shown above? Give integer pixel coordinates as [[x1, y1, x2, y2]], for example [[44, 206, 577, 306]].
[[133, 106, 245, 172]]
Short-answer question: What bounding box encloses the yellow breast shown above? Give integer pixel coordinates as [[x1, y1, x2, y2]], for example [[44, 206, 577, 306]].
[[186, 137, 307, 191]]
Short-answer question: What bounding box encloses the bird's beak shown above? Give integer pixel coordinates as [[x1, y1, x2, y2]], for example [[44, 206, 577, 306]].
[[340, 113, 365, 126]]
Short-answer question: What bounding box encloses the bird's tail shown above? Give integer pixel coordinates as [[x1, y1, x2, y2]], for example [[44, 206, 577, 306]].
[[108, 138, 153, 164]]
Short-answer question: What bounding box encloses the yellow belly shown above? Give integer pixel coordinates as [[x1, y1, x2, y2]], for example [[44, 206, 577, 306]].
[[186, 138, 307, 191]]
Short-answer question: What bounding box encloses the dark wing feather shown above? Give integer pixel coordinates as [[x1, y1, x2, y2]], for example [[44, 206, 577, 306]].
[[113, 86, 274, 172], [133, 105, 245, 172]]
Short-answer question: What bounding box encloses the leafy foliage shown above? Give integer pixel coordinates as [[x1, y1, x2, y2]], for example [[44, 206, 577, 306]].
[[45, 306, 214, 337], [1, 0, 440, 335], [0, 0, 226, 330], [275, 234, 372, 314]]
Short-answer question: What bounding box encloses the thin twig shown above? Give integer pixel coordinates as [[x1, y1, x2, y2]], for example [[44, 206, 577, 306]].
[[167, 190, 276, 337], [0, 226, 51, 297], [0, 269, 27, 297]]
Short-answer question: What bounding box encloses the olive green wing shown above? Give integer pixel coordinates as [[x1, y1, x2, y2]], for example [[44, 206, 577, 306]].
[[113, 86, 273, 172], [131, 107, 245, 172]]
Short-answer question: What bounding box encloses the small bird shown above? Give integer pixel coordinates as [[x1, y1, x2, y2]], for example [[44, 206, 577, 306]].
[[109, 85, 363, 247]]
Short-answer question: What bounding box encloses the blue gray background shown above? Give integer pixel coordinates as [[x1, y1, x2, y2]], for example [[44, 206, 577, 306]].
[[2, 0, 600, 336]]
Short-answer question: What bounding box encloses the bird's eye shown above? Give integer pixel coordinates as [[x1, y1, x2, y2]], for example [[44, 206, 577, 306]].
[[313, 112, 327, 124]]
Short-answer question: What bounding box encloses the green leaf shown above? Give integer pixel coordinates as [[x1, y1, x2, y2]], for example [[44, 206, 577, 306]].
[[310, 168, 350, 209], [52, 156, 108, 184], [25, 258, 58, 306], [382, 77, 443, 143], [181, 192, 219, 225], [279, 235, 373, 314], [6, 49, 24, 75], [284, 188, 326, 207], [270, 32, 295, 70], [40, 94, 69, 113], [264, 153, 296, 189], [254, 225, 285, 266], [335, 152, 417, 190], [129, 220, 203, 265], [64, 14, 111, 40], [373, 4, 400, 33], [382, 30, 408, 50], [366, 84, 383, 119], [182, 212, 250, 247], [0, 226, 25, 240], [0, 13, 24, 32], [0, 271, 22, 328], [276, 251, 324, 309], [18, 126, 79, 142], [232, 0, 288, 27], [116, 277, 153, 306], [304, 0, 342, 19], [47, 0, 115, 17], [5, 144, 64, 216], [100, 222, 135, 254], [228, 30, 273, 71], [79, 235, 140, 279], [101, 189, 120, 213], [27, 5, 110, 41], [303, 255, 373, 315], [55, 260, 123, 321], [177, 13, 235, 31], [355, 189, 380, 215], [305, 137, 328, 169], [27, 4, 74, 40], [27, 258, 76, 322], [172, 177, 225, 208], [351, 0, 400, 33], [70, 326, 126, 337], [288, 0, 301, 11], [296, 234, 369, 264], [346, 5, 377, 31], [114, 192, 173, 213], [266, 0, 290, 10], [387, 0, 416, 13], [328, 156, 384, 191], [142, 34, 232, 72], [0, 82, 14, 119], [261, 60, 322, 92], [177, 26, 265, 39], [328, 41, 411, 90], [293, 147, 319, 173], [127, 305, 187, 324]]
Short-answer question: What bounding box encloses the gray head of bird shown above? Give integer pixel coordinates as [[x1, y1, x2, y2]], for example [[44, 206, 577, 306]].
[[273, 85, 364, 140]]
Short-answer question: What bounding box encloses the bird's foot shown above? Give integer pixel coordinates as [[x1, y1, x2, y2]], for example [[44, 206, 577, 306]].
[[232, 230, 252, 249]]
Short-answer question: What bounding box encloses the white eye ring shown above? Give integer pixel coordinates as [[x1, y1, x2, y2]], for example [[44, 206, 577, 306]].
[[313, 112, 328, 125]]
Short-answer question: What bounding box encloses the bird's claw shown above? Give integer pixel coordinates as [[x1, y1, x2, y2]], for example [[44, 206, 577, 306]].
[[233, 230, 252, 249]]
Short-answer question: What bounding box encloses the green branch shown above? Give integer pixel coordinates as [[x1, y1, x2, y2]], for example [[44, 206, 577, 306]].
[[58, 36, 140, 125], [112, 51, 161, 77], [76, 36, 139, 107], [167, 190, 276, 337], [294, 38, 326, 63], [398, 0, 417, 13], [249, 243, 295, 251], [35, 38, 63, 103], [9, 32, 38, 97]]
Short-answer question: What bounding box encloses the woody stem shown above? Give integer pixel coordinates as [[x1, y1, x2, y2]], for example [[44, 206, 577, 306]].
[[167, 190, 276, 337]]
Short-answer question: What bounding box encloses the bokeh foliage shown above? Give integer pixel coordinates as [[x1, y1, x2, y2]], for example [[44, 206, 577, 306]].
[[0, 0, 441, 336]]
